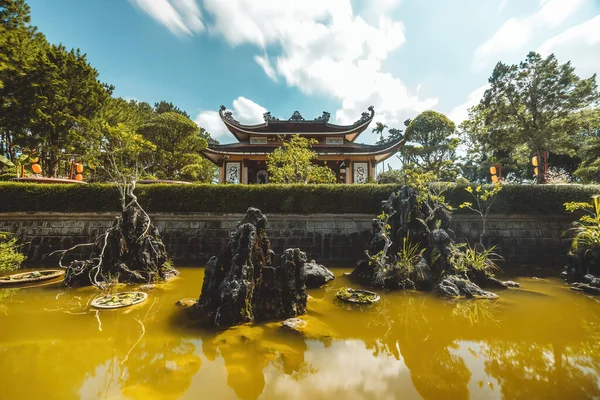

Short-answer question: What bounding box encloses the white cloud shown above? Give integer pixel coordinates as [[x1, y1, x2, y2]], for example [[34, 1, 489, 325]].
[[473, 0, 585, 70], [194, 96, 267, 143], [538, 15, 600, 78], [201, 0, 437, 132], [359, 0, 403, 24], [261, 340, 414, 400], [130, 0, 204, 36], [448, 84, 489, 126], [254, 54, 278, 82]]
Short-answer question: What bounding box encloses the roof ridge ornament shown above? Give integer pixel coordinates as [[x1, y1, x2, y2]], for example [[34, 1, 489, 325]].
[[219, 105, 239, 124], [314, 111, 331, 123], [355, 105, 375, 124], [289, 111, 305, 121], [263, 111, 280, 122]]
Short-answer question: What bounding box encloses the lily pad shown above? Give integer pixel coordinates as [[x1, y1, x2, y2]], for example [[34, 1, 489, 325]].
[[91, 291, 148, 309], [0, 270, 65, 286], [336, 287, 380, 304]]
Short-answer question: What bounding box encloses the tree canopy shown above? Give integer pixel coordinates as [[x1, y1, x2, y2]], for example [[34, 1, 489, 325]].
[[138, 112, 216, 181], [267, 135, 336, 184], [0, 0, 218, 182], [400, 110, 460, 181], [461, 51, 599, 183]]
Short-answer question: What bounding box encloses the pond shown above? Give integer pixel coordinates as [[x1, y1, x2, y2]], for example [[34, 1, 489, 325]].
[[1, 267, 599, 400]]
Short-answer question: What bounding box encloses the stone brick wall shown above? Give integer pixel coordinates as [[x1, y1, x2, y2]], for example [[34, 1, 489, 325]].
[[0, 212, 573, 266]]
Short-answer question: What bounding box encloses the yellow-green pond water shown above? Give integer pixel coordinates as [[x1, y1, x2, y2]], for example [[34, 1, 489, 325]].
[[1, 267, 600, 400]]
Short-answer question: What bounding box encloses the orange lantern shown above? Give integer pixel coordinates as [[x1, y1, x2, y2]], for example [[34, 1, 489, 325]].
[[76, 163, 84, 173], [531, 156, 539, 167], [31, 164, 42, 174], [31, 157, 39, 163], [489, 166, 497, 175], [491, 175, 499, 183], [75, 174, 83, 181]]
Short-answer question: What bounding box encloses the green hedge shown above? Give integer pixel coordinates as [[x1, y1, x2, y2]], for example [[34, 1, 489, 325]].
[[0, 182, 598, 215]]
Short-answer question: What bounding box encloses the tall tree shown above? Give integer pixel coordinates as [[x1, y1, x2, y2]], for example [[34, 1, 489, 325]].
[[138, 111, 215, 181], [154, 100, 189, 118], [463, 51, 599, 183], [372, 122, 388, 143], [25, 44, 112, 177], [400, 110, 460, 180], [267, 135, 336, 184], [574, 107, 600, 183], [0, 0, 45, 164]]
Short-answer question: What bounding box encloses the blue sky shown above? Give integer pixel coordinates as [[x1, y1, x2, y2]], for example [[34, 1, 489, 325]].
[[27, 0, 600, 169]]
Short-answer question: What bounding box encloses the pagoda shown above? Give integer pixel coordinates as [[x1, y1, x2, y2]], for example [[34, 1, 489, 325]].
[[200, 105, 404, 184]]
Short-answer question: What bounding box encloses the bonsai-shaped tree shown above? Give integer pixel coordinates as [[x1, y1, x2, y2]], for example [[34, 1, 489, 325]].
[[50, 123, 177, 288]]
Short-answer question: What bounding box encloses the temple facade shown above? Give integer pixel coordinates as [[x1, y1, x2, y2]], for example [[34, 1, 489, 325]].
[[200, 105, 404, 184]]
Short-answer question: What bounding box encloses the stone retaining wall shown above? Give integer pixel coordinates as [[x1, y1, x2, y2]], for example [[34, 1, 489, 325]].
[[0, 212, 573, 266]]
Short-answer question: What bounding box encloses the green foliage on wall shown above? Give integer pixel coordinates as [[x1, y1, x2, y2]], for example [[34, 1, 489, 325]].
[[0, 182, 599, 215]]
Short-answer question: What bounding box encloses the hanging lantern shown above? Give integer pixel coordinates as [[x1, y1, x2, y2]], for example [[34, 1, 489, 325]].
[[75, 174, 83, 181], [31, 157, 39, 163], [31, 164, 42, 174], [531, 156, 539, 167], [491, 175, 499, 183], [533, 167, 539, 176], [489, 166, 497, 175], [76, 163, 84, 173]]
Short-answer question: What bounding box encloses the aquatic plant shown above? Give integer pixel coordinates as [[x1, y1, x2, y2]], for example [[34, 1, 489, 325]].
[[449, 243, 502, 278], [459, 183, 502, 247], [562, 194, 600, 291], [0, 232, 26, 274], [564, 194, 600, 251]]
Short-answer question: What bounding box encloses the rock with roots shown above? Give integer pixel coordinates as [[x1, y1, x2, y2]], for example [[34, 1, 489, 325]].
[[197, 207, 308, 327], [55, 200, 177, 288]]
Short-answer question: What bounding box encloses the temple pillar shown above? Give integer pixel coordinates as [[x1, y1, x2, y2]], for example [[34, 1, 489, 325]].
[[243, 159, 248, 185]]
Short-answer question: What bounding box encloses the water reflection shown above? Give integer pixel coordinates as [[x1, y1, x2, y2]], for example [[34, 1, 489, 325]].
[[1, 272, 600, 399]]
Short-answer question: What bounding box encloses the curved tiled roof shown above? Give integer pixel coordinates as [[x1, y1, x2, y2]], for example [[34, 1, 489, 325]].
[[200, 137, 404, 165], [218, 105, 375, 142]]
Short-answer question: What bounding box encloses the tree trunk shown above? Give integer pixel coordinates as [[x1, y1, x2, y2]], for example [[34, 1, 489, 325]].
[[535, 150, 545, 184], [45, 148, 60, 178]]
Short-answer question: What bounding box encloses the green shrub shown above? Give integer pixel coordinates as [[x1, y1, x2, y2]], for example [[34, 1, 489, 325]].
[[0, 182, 598, 215], [0, 233, 26, 274]]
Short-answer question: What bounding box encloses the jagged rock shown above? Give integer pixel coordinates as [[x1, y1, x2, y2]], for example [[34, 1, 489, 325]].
[[350, 186, 453, 290], [437, 275, 498, 299], [197, 208, 308, 327], [562, 245, 600, 295], [303, 261, 335, 288], [571, 282, 600, 295], [412, 257, 433, 290], [564, 248, 600, 283], [61, 199, 177, 287]]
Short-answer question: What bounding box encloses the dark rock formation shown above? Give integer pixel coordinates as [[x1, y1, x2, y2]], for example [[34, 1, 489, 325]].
[[197, 208, 308, 327], [56, 200, 177, 288], [563, 248, 600, 280], [303, 261, 335, 288], [349, 186, 517, 297], [437, 275, 498, 299]]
